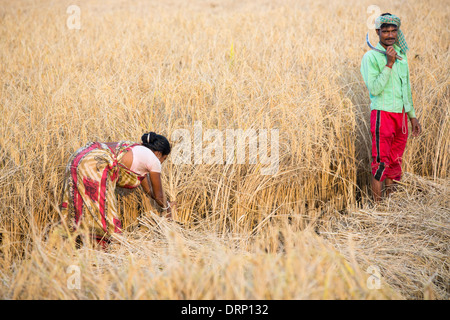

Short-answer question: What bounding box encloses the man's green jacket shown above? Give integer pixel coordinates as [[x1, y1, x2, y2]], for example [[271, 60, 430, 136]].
[[361, 43, 416, 119]]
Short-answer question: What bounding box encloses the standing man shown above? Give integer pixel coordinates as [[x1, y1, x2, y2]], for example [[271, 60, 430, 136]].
[[361, 13, 421, 201]]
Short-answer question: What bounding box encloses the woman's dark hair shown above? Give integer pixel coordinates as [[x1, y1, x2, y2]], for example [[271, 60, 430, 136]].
[[141, 132, 171, 156]]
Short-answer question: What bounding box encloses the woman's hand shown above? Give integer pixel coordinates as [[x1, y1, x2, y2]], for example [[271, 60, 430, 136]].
[[164, 201, 177, 220], [142, 172, 177, 220]]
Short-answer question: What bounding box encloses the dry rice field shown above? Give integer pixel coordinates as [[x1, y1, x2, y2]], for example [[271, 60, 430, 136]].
[[0, 0, 449, 300]]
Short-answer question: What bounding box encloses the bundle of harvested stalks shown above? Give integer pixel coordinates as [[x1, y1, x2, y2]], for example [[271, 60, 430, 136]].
[[318, 173, 449, 299]]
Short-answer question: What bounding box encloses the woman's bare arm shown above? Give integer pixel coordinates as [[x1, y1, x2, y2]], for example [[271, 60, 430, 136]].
[[141, 172, 170, 212], [140, 173, 154, 199]]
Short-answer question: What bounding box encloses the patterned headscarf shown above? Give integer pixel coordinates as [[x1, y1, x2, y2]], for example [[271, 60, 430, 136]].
[[375, 14, 409, 54]]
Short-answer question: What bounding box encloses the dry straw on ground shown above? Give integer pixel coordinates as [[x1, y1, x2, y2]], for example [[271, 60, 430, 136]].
[[0, 0, 448, 299]]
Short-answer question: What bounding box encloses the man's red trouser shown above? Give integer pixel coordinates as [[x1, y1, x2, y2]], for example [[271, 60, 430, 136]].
[[370, 109, 408, 182]]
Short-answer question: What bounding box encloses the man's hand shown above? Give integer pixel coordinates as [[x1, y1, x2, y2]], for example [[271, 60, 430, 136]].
[[386, 46, 397, 68], [410, 118, 422, 137]]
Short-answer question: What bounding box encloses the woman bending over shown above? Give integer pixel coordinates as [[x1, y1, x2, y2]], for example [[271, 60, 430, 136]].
[[60, 132, 174, 246]]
